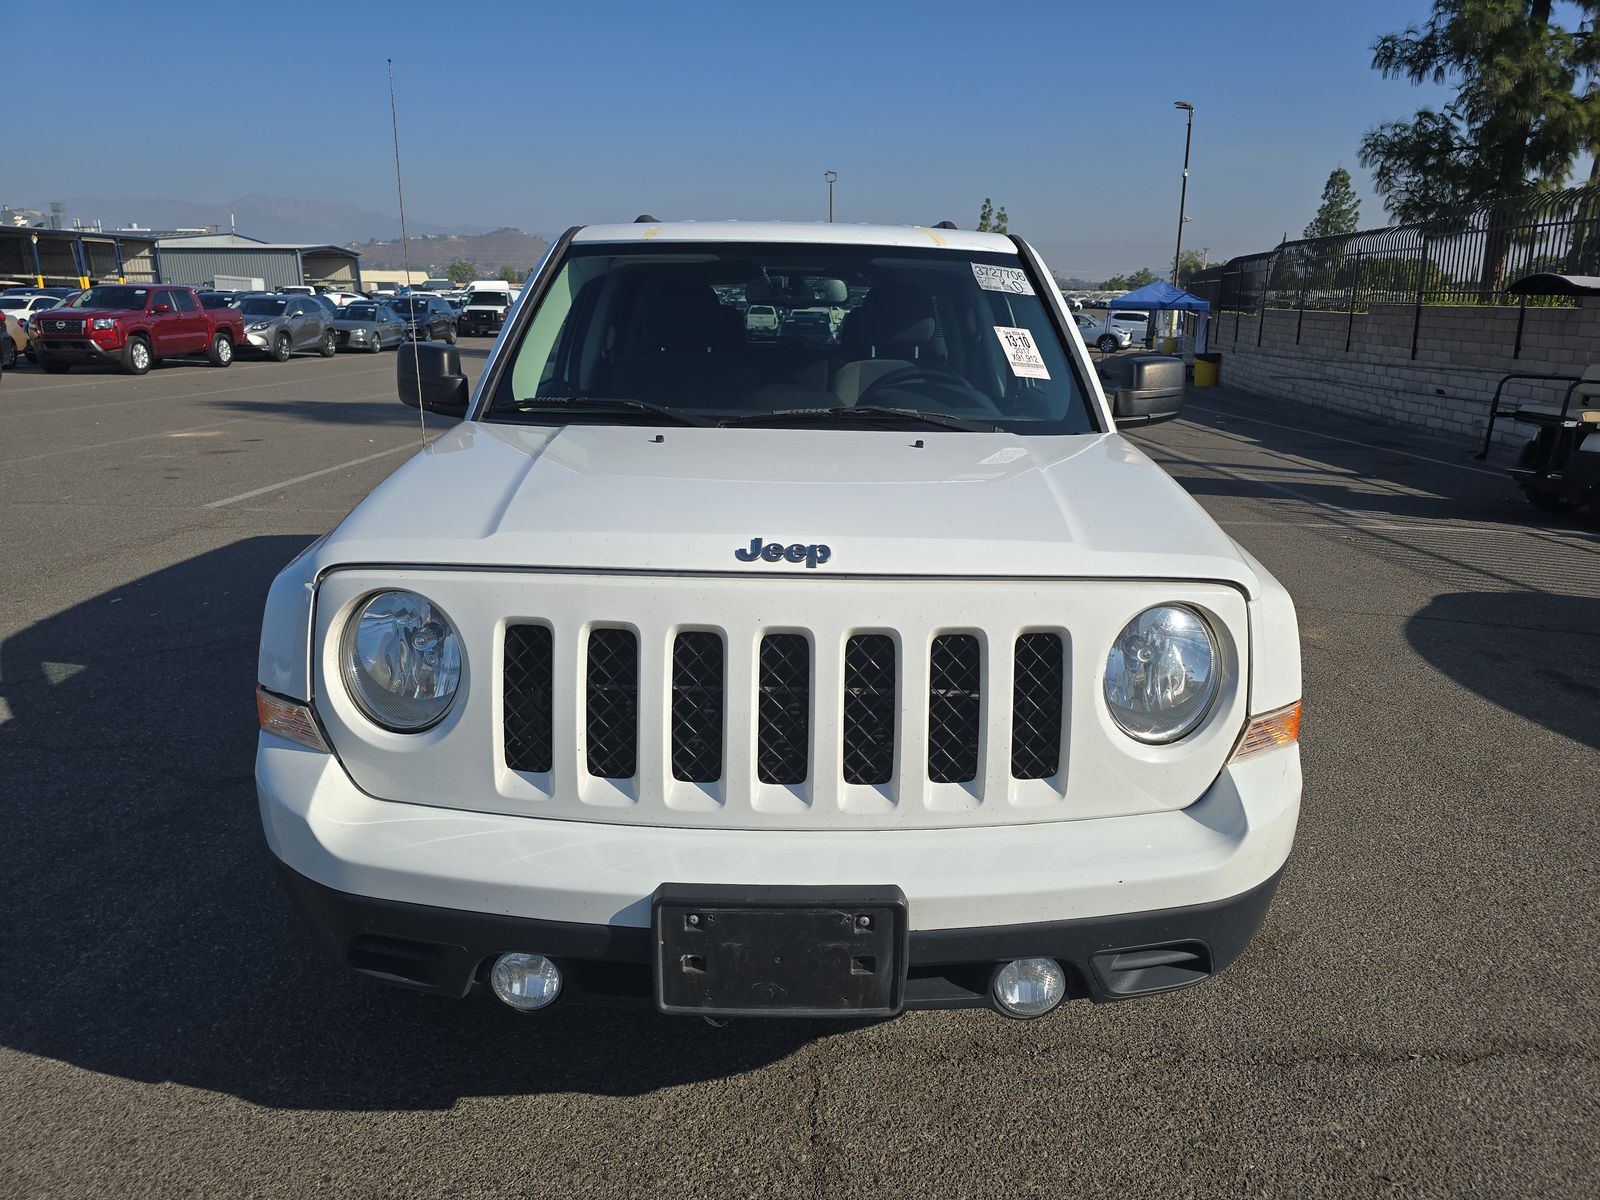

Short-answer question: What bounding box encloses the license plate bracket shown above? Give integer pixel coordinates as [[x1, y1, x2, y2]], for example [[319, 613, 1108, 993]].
[[653, 884, 908, 1017]]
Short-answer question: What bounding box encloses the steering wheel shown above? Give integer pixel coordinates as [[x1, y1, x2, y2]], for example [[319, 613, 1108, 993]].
[[856, 364, 1000, 413]]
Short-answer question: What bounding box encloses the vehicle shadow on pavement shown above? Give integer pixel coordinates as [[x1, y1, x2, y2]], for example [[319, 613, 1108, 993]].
[[214, 399, 430, 427], [0, 537, 826, 1111], [1406, 590, 1600, 753]]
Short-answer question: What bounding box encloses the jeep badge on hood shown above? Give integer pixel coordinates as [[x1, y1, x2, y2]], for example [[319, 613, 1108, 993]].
[[735, 538, 832, 568]]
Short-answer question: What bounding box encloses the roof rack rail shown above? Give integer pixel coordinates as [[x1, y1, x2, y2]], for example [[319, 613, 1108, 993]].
[[633, 214, 658, 223]]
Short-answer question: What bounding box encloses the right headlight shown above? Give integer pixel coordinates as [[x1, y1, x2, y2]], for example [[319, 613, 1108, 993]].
[[341, 590, 463, 731], [1103, 605, 1219, 743]]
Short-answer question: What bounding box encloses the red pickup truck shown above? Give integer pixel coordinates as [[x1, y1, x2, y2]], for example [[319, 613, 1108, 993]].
[[32, 284, 245, 375]]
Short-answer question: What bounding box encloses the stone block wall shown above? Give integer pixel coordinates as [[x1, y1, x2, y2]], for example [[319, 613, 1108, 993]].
[[1202, 300, 1600, 449]]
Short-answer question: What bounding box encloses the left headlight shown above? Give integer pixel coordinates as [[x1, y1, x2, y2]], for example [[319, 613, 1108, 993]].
[[92, 317, 118, 330], [341, 590, 463, 731], [1103, 605, 1219, 743]]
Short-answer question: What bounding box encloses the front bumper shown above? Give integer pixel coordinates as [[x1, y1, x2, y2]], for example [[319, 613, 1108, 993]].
[[36, 337, 121, 363], [259, 737, 1300, 1012]]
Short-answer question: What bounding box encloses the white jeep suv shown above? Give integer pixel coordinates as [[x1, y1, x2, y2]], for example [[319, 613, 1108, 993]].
[[256, 221, 1301, 1020]]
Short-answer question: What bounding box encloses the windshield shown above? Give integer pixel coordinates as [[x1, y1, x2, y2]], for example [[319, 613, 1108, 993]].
[[484, 241, 1096, 433], [343, 303, 379, 320], [68, 286, 149, 311], [239, 297, 288, 316], [466, 291, 508, 307]]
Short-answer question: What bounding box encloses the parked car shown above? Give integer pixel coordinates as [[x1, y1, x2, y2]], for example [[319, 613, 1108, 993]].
[[309, 294, 342, 321], [235, 292, 336, 361], [1, 312, 23, 368], [333, 301, 406, 353], [782, 307, 833, 345], [321, 290, 367, 307], [278, 285, 316, 296], [457, 284, 511, 336], [32, 284, 244, 374], [391, 294, 459, 342], [745, 303, 779, 336], [1108, 310, 1150, 342], [197, 290, 240, 310], [1074, 312, 1133, 353], [0, 292, 66, 336], [255, 219, 1303, 1023]]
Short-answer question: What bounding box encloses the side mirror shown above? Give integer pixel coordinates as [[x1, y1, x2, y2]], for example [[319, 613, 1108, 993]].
[[152, 303, 171, 314], [1107, 354, 1184, 427], [397, 341, 469, 416]]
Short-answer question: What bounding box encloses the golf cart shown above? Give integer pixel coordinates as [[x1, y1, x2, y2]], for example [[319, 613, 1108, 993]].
[[1478, 273, 1600, 520]]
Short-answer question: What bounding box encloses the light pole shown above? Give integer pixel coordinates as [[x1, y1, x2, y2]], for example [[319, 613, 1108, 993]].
[[824, 171, 837, 222], [1171, 102, 1194, 286]]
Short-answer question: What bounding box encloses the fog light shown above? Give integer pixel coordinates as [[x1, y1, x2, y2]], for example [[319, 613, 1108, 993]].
[[992, 957, 1066, 1018], [490, 952, 562, 1011]]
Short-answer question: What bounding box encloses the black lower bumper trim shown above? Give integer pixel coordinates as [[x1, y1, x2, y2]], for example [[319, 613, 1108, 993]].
[[274, 861, 1285, 1014]]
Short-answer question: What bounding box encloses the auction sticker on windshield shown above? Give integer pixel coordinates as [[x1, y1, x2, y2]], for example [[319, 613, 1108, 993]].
[[993, 326, 1050, 379], [971, 264, 1034, 295]]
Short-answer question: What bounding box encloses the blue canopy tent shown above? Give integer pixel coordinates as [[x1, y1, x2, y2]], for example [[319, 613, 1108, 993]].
[[1109, 280, 1210, 312], [1108, 281, 1212, 355]]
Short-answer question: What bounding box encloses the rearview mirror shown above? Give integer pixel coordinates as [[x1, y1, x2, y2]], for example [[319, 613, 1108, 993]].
[[1107, 355, 1184, 427], [397, 342, 469, 417]]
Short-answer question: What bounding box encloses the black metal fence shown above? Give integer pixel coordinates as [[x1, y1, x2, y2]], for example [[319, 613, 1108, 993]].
[[1189, 183, 1600, 315]]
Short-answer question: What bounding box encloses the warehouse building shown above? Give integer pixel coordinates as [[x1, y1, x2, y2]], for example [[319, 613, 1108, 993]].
[[0, 225, 160, 287], [153, 233, 362, 291]]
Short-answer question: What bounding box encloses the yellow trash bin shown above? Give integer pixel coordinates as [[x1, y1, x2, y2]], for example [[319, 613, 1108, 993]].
[[1193, 353, 1220, 388], [1160, 336, 1179, 354]]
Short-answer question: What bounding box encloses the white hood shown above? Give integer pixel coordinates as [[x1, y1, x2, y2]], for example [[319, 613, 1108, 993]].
[[312, 421, 1260, 591]]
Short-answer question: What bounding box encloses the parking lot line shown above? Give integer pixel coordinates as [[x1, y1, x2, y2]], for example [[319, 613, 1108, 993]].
[[203, 440, 430, 508], [0, 417, 255, 466]]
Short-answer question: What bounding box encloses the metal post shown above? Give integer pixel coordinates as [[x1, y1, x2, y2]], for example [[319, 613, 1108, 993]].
[[1345, 252, 1362, 352], [29, 233, 43, 286], [824, 171, 837, 223], [112, 236, 126, 284], [1513, 296, 1527, 359], [1409, 245, 1426, 360], [1171, 102, 1194, 285]]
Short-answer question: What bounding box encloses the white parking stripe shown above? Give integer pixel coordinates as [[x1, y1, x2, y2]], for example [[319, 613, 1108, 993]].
[[1183, 402, 1504, 478], [203, 441, 428, 508]]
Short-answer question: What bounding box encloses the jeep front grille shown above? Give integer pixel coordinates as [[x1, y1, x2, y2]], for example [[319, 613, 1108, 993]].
[[584, 628, 638, 779], [842, 635, 896, 785], [504, 624, 1066, 794], [503, 624, 553, 773], [671, 631, 724, 783], [927, 634, 981, 784], [756, 634, 809, 785], [1011, 633, 1065, 779]]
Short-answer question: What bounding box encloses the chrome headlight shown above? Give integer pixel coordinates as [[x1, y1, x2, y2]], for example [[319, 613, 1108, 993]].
[[248, 321, 271, 331], [1104, 605, 1219, 743], [341, 590, 463, 731], [91, 317, 118, 330]]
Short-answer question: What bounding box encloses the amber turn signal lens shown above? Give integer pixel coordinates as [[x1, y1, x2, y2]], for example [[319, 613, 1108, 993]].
[[1230, 701, 1301, 762], [257, 685, 330, 752]]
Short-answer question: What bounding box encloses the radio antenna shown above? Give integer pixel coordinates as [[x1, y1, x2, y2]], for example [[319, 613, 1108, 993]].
[[387, 57, 426, 443]]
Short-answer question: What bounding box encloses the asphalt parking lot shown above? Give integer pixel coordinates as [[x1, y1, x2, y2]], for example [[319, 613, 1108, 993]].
[[1, 346, 1596, 1198]]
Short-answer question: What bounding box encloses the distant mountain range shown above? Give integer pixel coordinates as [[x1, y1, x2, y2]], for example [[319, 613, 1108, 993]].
[[32, 194, 493, 245], [351, 228, 551, 274]]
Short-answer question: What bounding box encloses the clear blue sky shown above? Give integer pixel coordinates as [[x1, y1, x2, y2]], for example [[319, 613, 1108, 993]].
[[19, 0, 1468, 278]]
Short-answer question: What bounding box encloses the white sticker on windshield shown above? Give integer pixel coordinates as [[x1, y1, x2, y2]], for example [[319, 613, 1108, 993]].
[[993, 326, 1050, 379], [971, 263, 1035, 295]]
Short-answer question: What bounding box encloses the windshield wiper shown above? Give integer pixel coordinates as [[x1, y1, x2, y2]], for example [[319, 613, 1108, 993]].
[[718, 405, 1003, 432], [491, 397, 712, 427]]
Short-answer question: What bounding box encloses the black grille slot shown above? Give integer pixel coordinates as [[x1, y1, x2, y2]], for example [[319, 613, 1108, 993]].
[[671, 632, 724, 783], [1011, 633, 1064, 779], [927, 635, 981, 784], [503, 624, 553, 773], [843, 635, 896, 785], [585, 628, 638, 779], [757, 635, 809, 784]]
